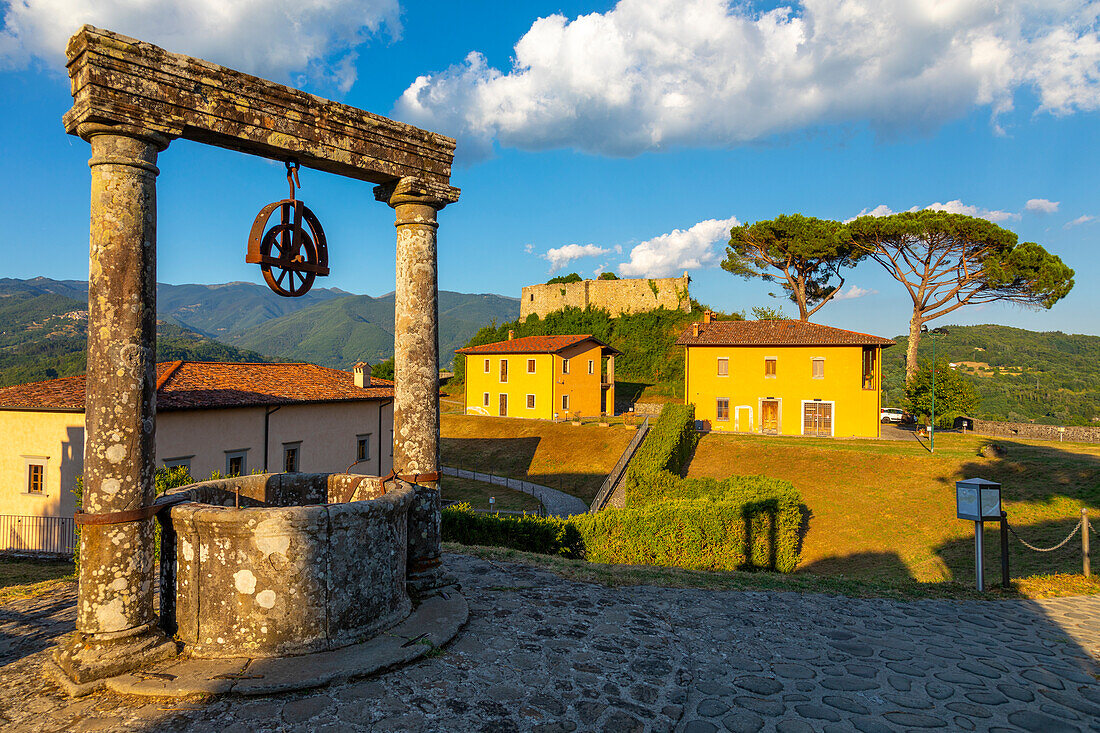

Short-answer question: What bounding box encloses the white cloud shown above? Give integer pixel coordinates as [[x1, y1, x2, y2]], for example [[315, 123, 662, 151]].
[[618, 217, 739, 278], [1065, 214, 1096, 228], [850, 200, 1019, 223], [0, 0, 401, 92], [393, 0, 1100, 161], [832, 285, 876, 301], [524, 243, 535, 254], [1025, 198, 1060, 213], [923, 200, 1018, 223], [544, 243, 611, 272]]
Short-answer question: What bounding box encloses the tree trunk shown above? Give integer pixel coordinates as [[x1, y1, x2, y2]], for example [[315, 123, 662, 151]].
[[906, 315, 923, 385]]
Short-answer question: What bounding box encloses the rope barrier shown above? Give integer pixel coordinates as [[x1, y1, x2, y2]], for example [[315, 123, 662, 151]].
[[1006, 518, 1084, 552]]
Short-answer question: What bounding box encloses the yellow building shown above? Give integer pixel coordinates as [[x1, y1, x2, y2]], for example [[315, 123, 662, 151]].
[[458, 334, 621, 420], [677, 316, 894, 438]]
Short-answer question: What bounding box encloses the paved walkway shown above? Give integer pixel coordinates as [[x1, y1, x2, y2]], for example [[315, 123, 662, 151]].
[[1, 554, 1099, 732], [443, 466, 590, 517]]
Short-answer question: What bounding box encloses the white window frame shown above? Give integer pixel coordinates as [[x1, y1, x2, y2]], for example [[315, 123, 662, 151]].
[[801, 399, 836, 437], [483, 358, 490, 373], [527, 358, 536, 374], [500, 358, 509, 383], [225, 449, 248, 477], [717, 357, 729, 377], [562, 358, 570, 374], [562, 394, 570, 411], [483, 392, 490, 406], [283, 442, 301, 473], [23, 456, 47, 495], [526, 393, 536, 409], [812, 357, 825, 380], [716, 398, 730, 422], [163, 456, 193, 472], [588, 359, 595, 374]]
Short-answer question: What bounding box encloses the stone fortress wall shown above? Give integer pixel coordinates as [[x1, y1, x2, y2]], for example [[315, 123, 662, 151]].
[[520, 272, 691, 320], [970, 418, 1100, 444]]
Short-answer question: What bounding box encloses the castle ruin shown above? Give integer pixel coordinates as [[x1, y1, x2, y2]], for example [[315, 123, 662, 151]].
[[520, 272, 691, 320]]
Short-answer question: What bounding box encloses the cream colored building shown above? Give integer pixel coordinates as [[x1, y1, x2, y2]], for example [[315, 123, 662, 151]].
[[0, 361, 393, 552]]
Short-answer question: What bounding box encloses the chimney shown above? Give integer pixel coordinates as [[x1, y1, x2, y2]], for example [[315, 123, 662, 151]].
[[353, 361, 371, 388], [507, 329, 515, 340], [703, 310, 714, 324], [692, 323, 700, 338]]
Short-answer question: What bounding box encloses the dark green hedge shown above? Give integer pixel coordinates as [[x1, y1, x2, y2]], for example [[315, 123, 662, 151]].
[[623, 403, 697, 499], [441, 503, 585, 558]]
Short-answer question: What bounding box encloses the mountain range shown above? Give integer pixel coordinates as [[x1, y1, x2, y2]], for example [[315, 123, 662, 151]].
[[0, 277, 518, 385]]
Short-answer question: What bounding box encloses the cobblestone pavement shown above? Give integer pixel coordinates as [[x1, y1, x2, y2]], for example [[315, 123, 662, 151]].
[[1, 554, 1098, 732]]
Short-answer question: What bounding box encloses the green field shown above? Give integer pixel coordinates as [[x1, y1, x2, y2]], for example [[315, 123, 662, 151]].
[[687, 431, 1099, 596]]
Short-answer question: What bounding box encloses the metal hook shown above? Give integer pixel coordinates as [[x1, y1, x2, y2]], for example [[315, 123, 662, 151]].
[[285, 160, 300, 200]]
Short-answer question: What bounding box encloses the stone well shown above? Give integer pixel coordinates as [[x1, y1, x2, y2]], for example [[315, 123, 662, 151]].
[[156, 473, 413, 659]]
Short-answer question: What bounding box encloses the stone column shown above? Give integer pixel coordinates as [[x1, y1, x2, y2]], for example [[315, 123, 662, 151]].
[[375, 178, 450, 596], [54, 125, 176, 686]]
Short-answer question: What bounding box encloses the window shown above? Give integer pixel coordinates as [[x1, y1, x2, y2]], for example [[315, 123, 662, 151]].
[[562, 358, 570, 374], [764, 357, 777, 378], [530, 294, 534, 301], [483, 358, 490, 373], [163, 456, 192, 472], [717, 357, 729, 377], [812, 358, 825, 379], [226, 450, 247, 477], [483, 392, 490, 406], [716, 398, 730, 421], [527, 358, 536, 374], [356, 435, 371, 462], [527, 394, 536, 409], [562, 394, 570, 411], [499, 393, 508, 417], [588, 360, 595, 374], [862, 347, 877, 390], [283, 444, 300, 473], [500, 359, 509, 382], [26, 461, 45, 494]]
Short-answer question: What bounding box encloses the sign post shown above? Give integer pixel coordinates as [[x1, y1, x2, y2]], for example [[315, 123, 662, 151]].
[[956, 478, 1002, 591]]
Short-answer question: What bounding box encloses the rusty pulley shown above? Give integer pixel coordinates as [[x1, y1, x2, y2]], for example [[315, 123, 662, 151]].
[[246, 161, 329, 297]]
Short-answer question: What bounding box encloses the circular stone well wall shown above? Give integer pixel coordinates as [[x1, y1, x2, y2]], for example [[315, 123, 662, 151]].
[[161, 473, 413, 659]]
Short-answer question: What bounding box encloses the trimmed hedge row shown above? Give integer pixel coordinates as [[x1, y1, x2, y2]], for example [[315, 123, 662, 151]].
[[442, 503, 585, 558], [622, 403, 697, 499], [576, 472, 803, 572]]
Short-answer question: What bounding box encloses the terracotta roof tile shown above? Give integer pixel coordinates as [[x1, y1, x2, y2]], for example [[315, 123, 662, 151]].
[[676, 320, 895, 347], [456, 334, 621, 356], [0, 362, 394, 412]]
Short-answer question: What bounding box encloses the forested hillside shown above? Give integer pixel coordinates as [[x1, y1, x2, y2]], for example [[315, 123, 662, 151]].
[[0, 291, 274, 387], [882, 325, 1100, 425]]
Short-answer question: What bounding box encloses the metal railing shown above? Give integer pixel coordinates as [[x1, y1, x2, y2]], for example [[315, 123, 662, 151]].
[[589, 416, 651, 513], [0, 515, 76, 556]]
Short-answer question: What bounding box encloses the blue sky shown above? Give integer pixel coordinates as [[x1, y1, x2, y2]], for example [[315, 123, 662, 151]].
[[1, 0, 1098, 340]]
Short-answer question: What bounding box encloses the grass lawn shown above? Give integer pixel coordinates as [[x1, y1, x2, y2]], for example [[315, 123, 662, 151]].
[[441, 475, 543, 513], [687, 431, 1100, 593], [0, 558, 73, 601], [441, 414, 635, 504]]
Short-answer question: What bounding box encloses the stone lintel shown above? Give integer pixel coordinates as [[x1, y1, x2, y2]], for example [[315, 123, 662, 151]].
[[64, 25, 461, 192]]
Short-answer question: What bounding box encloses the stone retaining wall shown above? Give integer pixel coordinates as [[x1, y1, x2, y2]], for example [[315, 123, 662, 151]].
[[971, 419, 1100, 444]]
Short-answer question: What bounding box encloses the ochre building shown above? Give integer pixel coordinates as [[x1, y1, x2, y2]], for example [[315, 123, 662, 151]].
[[677, 317, 894, 438], [458, 334, 621, 420], [0, 361, 394, 552]]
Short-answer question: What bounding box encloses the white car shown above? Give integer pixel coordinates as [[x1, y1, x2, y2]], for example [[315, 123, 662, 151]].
[[880, 407, 908, 424]]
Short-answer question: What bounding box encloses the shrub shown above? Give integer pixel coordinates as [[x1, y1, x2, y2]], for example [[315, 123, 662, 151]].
[[623, 403, 697, 500], [574, 473, 802, 572], [442, 503, 585, 558]]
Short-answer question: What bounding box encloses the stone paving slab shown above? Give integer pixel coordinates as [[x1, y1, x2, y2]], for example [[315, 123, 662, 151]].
[[1, 554, 1099, 732]]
